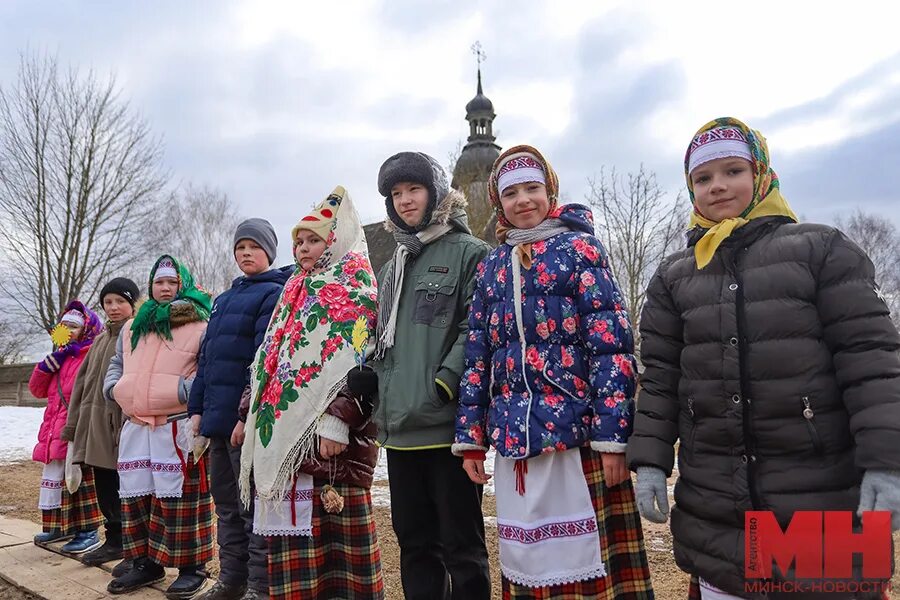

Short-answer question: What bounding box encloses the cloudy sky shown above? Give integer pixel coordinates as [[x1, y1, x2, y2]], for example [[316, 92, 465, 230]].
[[1, 0, 898, 261]]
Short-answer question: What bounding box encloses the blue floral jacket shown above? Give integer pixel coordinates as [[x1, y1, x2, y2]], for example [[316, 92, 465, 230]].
[[453, 204, 638, 459]]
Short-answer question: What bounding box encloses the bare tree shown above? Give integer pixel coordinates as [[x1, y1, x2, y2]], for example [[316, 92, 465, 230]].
[[835, 209, 900, 324], [166, 184, 243, 296], [586, 166, 687, 354], [0, 53, 167, 332], [0, 314, 32, 365]]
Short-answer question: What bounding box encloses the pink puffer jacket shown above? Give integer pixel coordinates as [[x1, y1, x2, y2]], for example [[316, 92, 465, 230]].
[[31, 347, 90, 464], [114, 321, 205, 426]]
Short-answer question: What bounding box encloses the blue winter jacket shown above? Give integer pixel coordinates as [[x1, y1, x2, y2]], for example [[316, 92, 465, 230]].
[[453, 204, 638, 459], [188, 266, 292, 437]]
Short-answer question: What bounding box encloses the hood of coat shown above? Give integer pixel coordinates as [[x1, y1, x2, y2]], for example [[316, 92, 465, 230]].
[[169, 300, 206, 329], [383, 187, 472, 236]]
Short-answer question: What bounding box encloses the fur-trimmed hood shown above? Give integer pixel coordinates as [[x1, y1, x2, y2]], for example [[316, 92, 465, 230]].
[[383, 188, 471, 236], [169, 299, 206, 329]]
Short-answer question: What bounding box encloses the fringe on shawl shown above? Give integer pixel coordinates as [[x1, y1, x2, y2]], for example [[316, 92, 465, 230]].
[[239, 375, 347, 514]]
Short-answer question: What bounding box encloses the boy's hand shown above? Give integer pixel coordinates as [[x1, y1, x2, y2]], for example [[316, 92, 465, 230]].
[[190, 414, 202, 436], [230, 421, 245, 447], [463, 459, 492, 485], [600, 452, 629, 487], [319, 437, 348, 459]]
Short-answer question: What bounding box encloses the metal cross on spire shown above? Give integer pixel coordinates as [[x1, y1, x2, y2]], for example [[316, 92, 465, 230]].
[[471, 41, 486, 69]]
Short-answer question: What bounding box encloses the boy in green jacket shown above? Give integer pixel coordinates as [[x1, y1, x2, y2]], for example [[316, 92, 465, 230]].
[[349, 151, 491, 600]]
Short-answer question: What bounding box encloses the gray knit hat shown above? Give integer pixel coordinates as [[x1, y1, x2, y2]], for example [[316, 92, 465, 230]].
[[377, 151, 450, 233], [233, 218, 278, 265]]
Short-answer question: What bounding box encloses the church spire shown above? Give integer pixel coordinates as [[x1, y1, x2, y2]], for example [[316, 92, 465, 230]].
[[465, 41, 495, 142]]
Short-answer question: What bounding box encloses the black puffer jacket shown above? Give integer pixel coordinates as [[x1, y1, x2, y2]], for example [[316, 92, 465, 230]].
[[627, 217, 900, 598]]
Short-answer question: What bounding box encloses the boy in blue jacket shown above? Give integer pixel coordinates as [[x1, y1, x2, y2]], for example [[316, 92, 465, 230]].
[[188, 218, 291, 600]]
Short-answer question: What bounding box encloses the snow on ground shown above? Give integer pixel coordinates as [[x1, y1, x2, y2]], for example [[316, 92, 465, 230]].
[[0, 407, 42, 464], [371, 447, 496, 508], [0, 406, 501, 504]]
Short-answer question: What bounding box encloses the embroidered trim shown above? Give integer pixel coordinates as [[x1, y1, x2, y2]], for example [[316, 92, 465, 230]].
[[498, 517, 598, 545], [255, 489, 314, 502], [117, 459, 151, 471], [40, 479, 64, 489], [151, 462, 183, 473]]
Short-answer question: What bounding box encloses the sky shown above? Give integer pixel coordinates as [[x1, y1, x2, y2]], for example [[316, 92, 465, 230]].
[[1, 0, 899, 261]]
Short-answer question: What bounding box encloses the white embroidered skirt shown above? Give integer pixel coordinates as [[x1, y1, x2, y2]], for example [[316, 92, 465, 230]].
[[117, 419, 193, 499]]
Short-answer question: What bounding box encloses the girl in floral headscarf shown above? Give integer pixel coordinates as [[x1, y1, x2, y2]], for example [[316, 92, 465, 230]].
[[629, 117, 900, 600], [454, 145, 654, 598], [239, 186, 383, 600], [31, 300, 104, 551]]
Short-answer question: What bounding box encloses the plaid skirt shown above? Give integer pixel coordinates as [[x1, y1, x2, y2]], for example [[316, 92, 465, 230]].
[[502, 447, 654, 600], [268, 481, 384, 600], [41, 466, 103, 534], [121, 456, 214, 568]]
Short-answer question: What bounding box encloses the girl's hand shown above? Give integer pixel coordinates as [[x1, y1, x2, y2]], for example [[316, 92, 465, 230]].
[[319, 437, 348, 459], [601, 452, 629, 487], [230, 421, 245, 447], [463, 459, 492, 485]]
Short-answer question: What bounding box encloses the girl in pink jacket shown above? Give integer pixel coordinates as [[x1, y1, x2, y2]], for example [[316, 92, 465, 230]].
[[31, 300, 104, 552]]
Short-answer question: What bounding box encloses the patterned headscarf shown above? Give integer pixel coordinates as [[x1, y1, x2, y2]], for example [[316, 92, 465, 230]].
[[240, 186, 378, 508], [489, 144, 561, 233], [685, 117, 798, 269], [57, 300, 103, 351], [129, 255, 212, 350]]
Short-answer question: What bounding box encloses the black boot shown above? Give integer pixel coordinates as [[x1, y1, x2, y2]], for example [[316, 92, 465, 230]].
[[197, 580, 246, 600], [81, 540, 124, 566], [165, 566, 207, 599], [107, 557, 165, 594], [111, 558, 133, 578]]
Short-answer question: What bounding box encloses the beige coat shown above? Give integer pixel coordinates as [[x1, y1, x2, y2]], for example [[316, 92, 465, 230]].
[[61, 320, 125, 470]]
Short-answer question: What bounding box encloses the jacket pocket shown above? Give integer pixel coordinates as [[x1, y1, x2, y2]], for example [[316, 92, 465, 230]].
[[801, 396, 824, 454], [413, 274, 458, 328], [541, 362, 589, 404]]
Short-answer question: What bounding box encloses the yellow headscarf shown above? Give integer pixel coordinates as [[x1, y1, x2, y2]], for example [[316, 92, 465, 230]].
[[686, 117, 798, 269]]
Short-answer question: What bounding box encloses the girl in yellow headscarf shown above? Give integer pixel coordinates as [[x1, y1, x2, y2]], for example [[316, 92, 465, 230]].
[[684, 117, 797, 268], [627, 117, 900, 599]]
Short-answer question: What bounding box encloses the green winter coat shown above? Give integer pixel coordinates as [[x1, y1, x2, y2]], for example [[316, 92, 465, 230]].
[[372, 190, 490, 449]]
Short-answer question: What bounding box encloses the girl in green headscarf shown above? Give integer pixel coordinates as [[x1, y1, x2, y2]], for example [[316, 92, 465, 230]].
[[103, 255, 214, 598]]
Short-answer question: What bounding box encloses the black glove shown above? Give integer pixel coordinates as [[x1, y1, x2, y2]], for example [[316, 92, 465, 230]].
[[347, 366, 378, 398]]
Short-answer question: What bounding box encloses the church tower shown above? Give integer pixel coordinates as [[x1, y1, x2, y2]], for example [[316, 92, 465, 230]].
[[452, 47, 501, 245]]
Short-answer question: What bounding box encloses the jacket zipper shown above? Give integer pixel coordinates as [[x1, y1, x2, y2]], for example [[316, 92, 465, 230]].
[[801, 396, 823, 454], [687, 397, 696, 449], [731, 250, 762, 509]]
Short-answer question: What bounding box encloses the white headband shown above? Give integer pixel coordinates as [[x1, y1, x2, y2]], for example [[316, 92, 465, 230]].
[[497, 153, 546, 196], [60, 310, 84, 327], [154, 266, 178, 281], [688, 127, 752, 175]]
